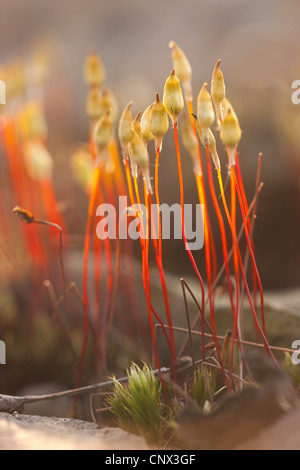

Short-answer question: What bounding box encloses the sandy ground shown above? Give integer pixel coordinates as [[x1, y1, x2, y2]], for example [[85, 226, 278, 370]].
[[1, 408, 300, 450], [0, 413, 149, 450]]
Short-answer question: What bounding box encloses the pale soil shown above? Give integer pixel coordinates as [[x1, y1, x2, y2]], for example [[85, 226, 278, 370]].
[[0, 413, 150, 450], [1, 408, 300, 450]]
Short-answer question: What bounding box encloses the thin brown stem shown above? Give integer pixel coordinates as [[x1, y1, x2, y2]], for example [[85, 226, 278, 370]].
[[34, 219, 66, 301], [180, 278, 195, 366], [177, 183, 263, 357], [239, 154, 263, 335]]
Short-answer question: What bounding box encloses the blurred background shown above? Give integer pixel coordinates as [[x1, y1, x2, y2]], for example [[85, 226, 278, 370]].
[[0, 0, 300, 403], [0, 0, 299, 288], [1, 0, 299, 288]]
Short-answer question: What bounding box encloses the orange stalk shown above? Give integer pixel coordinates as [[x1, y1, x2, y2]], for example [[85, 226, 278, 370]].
[[148, 190, 176, 377], [125, 159, 154, 320], [232, 166, 266, 339], [3, 117, 47, 266], [77, 163, 103, 386], [230, 166, 240, 312], [155, 147, 162, 259], [205, 147, 237, 335], [187, 99, 217, 281], [39, 178, 67, 230], [143, 183, 170, 347], [143, 178, 150, 301], [111, 156, 148, 343], [133, 178, 171, 356], [133, 175, 162, 372], [90, 131, 104, 374], [143, 184, 171, 397], [115, 151, 144, 333], [150, 142, 176, 373], [124, 157, 136, 207], [235, 153, 248, 217], [194, 171, 214, 363], [99, 177, 114, 375], [206, 149, 241, 381], [235, 152, 258, 307], [217, 169, 276, 363], [217, 168, 244, 357], [173, 123, 228, 383], [93, 219, 102, 326]]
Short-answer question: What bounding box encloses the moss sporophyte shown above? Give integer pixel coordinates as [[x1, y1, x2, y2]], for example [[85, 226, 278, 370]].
[[9, 40, 282, 409]]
